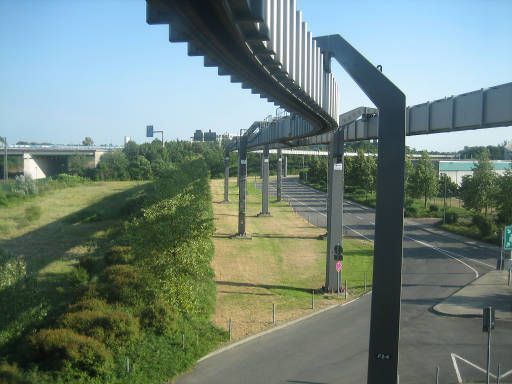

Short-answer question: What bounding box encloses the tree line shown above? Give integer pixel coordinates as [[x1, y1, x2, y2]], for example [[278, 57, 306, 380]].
[[300, 148, 511, 235]]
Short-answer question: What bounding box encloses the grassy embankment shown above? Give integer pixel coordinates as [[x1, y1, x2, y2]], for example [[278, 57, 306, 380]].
[[210, 177, 374, 341], [0, 161, 226, 383]]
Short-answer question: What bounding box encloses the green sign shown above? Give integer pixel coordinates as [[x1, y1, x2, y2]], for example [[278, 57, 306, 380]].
[[505, 226, 512, 250]]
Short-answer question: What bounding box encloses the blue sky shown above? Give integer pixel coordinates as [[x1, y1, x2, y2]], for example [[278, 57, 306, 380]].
[[0, 0, 510, 151]]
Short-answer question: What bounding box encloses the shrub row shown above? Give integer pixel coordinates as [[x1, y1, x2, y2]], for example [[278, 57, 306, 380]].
[[19, 158, 220, 382]]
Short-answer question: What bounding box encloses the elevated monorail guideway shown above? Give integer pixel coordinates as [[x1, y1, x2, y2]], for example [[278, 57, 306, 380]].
[[292, 81, 512, 146], [147, 0, 339, 135]]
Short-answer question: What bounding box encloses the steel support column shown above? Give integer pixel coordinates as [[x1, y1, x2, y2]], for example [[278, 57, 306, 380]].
[[260, 145, 270, 215], [223, 154, 230, 202], [315, 34, 406, 384], [325, 129, 344, 291], [276, 149, 283, 201], [283, 155, 288, 177], [238, 136, 248, 236]]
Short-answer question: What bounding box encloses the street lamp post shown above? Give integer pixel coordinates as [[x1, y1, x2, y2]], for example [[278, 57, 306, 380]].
[[442, 173, 447, 224]]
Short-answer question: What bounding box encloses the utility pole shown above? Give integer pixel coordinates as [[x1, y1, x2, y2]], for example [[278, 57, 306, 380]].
[[1, 136, 7, 183]]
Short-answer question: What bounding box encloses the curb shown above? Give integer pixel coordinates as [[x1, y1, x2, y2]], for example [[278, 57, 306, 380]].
[[197, 292, 370, 363]]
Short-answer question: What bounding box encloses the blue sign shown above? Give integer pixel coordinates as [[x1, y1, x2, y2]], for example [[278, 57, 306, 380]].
[[146, 125, 154, 138]]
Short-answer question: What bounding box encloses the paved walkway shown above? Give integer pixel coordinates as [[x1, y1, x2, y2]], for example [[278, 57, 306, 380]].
[[434, 270, 512, 319]]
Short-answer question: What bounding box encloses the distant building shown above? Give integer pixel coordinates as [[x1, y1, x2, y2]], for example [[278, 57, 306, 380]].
[[439, 160, 512, 185], [193, 130, 204, 142], [504, 141, 512, 160], [124, 136, 131, 146], [203, 129, 217, 142]]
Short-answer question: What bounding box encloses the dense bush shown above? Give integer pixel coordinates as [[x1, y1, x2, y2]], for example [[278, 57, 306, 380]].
[[78, 256, 97, 276], [95, 151, 130, 181], [429, 204, 439, 213], [0, 362, 30, 384], [0, 250, 27, 291], [472, 214, 493, 237], [139, 299, 177, 335], [404, 206, 418, 217], [28, 328, 113, 376], [59, 309, 139, 346], [12, 175, 38, 196], [129, 159, 216, 318], [444, 210, 459, 224], [67, 298, 108, 313], [103, 245, 133, 266], [67, 267, 89, 288], [100, 264, 152, 306]]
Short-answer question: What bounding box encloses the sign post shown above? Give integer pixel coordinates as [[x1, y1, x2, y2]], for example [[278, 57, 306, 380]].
[[502, 226, 512, 271], [336, 261, 342, 296], [483, 306, 495, 384], [334, 244, 343, 295]]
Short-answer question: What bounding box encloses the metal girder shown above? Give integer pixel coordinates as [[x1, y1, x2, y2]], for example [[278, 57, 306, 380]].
[[147, 0, 339, 132], [325, 129, 344, 292], [314, 34, 406, 384]]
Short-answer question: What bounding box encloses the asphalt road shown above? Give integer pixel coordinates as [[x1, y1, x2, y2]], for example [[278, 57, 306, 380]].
[[177, 177, 512, 384]]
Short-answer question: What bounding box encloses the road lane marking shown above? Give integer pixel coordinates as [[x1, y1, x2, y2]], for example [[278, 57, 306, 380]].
[[406, 237, 479, 279], [450, 353, 512, 383], [282, 184, 493, 276]]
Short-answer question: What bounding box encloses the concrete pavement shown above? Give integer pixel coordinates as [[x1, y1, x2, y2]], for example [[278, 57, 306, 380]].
[[434, 270, 512, 319]]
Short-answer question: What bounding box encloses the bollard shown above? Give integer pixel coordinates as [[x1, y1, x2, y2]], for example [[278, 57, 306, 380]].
[[228, 318, 232, 341], [272, 303, 276, 325], [364, 272, 367, 293], [196, 333, 199, 346], [311, 289, 315, 310], [182, 334, 185, 349], [126, 357, 130, 373], [345, 280, 348, 300], [435, 366, 439, 384], [497, 363, 501, 384], [508, 269, 511, 287]]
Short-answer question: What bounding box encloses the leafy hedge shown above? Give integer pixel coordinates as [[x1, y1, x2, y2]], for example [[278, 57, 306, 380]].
[[7, 158, 225, 383]]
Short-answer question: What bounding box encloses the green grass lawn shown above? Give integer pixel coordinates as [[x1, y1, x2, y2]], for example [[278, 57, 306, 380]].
[[0, 181, 145, 354], [211, 177, 374, 340]]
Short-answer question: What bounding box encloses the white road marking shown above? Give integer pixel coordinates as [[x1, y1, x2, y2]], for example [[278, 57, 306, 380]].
[[451, 353, 512, 383], [355, 215, 363, 220], [283, 183, 494, 277], [406, 237, 479, 279]]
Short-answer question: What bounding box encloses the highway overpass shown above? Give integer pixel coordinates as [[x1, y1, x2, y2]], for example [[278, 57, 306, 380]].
[[3, 146, 117, 179]]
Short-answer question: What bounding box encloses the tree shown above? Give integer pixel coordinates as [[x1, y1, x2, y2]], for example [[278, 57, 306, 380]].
[[68, 155, 91, 176], [128, 155, 152, 180], [96, 151, 129, 180], [407, 151, 438, 208], [460, 150, 496, 215], [404, 155, 413, 190], [361, 154, 377, 199], [82, 137, 94, 146], [352, 149, 367, 189], [438, 173, 459, 199], [495, 169, 512, 224]]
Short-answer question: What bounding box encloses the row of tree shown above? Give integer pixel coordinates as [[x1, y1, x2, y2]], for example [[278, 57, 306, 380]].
[[69, 140, 227, 180], [300, 148, 511, 226]]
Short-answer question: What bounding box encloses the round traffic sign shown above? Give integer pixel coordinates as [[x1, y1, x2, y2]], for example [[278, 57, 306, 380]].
[[335, 261, 342, 272]]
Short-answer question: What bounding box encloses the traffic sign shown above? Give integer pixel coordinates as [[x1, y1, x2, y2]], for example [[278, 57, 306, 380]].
[[146, 125, 154, 138], [336, 261, 342, 272], [504, 225, 512, 250], [334, 244, 343, 261]]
